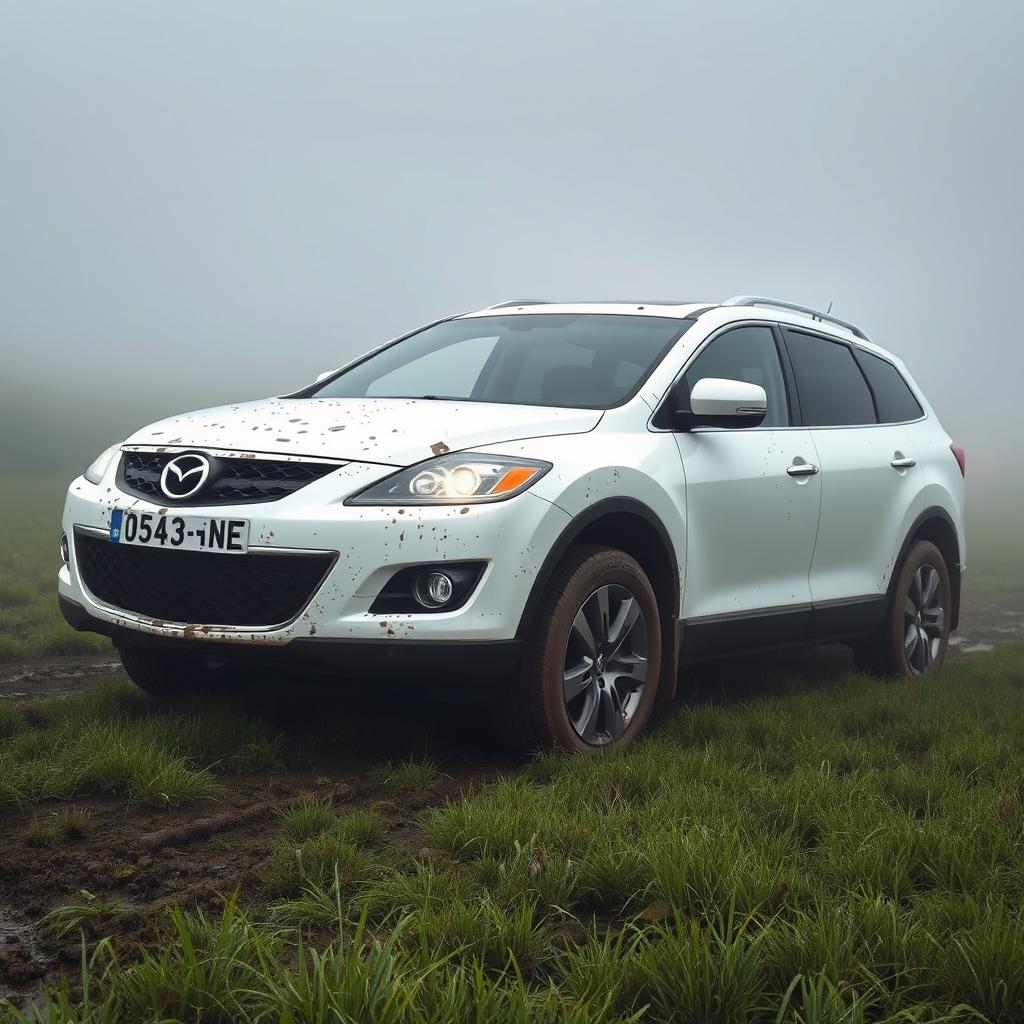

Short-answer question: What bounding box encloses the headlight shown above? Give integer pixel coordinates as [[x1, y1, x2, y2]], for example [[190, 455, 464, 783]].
[[83, 444, 122, 485], [347, 453, 551, 505]]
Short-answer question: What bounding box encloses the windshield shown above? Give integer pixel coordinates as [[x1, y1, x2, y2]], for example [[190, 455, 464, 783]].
[[306, 314, 693, 409]]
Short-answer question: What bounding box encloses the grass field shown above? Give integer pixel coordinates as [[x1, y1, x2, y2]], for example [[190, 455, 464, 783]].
[[2, 646, 1024, 1021], [2, 474, 1024, 1020], [0, 478, 109, 662], [0, 680, 280, 813]]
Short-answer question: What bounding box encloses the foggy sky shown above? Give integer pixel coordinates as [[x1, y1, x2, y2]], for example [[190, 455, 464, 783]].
[[1, 0, 1022, 489]]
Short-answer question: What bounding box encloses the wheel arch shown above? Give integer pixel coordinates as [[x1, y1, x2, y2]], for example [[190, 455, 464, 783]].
[[515, 497, 681, 700], [893, 506, 963, 630]]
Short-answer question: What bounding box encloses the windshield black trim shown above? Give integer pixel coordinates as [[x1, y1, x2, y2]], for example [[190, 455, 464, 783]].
[[289, 314, 696, 411]]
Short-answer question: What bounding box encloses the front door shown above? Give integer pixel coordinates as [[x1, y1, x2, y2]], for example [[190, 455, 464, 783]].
[[672, 324, 822, 651]]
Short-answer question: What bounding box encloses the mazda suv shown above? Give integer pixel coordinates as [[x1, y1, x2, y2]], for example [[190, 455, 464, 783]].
[[59, 296, 966, 751]]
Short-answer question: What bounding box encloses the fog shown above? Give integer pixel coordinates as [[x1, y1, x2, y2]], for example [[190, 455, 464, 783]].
[[1, 0, 1022, 498]]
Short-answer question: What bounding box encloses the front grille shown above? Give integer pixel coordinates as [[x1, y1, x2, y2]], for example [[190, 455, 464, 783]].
[[119, 451, 339, 505], [74, 530, 334, 627]]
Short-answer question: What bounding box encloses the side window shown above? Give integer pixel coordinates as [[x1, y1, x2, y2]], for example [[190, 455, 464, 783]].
[[854, 349, 924, 423], [682, 325, 789, 428], [785, 331, 876, 426], [365, 334, 498, 398]]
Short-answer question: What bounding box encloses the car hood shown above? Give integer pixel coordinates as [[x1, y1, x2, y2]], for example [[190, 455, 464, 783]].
[[123, 397, 602, 467]]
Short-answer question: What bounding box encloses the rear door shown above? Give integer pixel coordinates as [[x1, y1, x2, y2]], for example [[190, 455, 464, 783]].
[[782, 328, 925, 618], [671, 324, 822, 648]]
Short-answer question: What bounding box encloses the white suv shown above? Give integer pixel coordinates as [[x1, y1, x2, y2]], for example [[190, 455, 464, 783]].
[[59, 296, 966, 751]]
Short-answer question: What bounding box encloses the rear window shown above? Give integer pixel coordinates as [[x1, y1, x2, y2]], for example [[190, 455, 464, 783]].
[[308, 314, 692, 409], [854, 349, 924, 423], [785, 331, 877, 427]]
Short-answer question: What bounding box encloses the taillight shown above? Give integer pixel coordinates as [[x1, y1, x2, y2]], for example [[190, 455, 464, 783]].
[[950, 444, 966, 477]]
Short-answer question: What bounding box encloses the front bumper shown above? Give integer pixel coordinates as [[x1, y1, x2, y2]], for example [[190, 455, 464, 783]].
[[59, 594, 523, 682], [59, 462, 571, 656]]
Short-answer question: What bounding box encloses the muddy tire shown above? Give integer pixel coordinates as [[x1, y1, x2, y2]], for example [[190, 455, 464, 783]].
[[118, 643, 234, 697], [493, 546, 661, 753], [853, 540, 951, 678]]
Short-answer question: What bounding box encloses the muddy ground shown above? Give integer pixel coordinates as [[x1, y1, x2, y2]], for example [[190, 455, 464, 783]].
[[2, 587, 1022, 1003]]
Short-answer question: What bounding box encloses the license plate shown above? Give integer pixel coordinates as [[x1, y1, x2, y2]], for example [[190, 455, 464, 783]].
[[110, 509, 249, 553]]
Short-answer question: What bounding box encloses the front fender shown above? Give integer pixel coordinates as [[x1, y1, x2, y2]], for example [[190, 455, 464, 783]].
[[486, 430, 686, 606]]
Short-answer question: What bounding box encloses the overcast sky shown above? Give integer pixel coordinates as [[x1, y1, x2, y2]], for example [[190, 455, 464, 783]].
[[1, 0, 1022, 487]]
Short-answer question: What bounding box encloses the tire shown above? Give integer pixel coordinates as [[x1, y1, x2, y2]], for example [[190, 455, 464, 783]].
[[118, 643, 235, 697], [494, 545, 661, 753], [853, 540, 951, 678]]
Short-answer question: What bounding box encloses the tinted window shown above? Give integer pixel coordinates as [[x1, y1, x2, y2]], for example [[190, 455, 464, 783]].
[[855, 349, 924, 423], [310, 314, 690, 409], [785, 332, 876, 426], [509, 342, 594, 405], [683, 326, 789, 427]]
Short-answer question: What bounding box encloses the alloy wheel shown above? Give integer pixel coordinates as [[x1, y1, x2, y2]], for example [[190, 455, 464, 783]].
[[903, 562, 944, 674], [562, 584, 648, 744]]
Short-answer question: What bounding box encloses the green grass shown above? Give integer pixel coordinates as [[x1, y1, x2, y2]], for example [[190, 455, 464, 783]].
[[369, 755, 442, 792], [5, 645, 1024, 1022], [0, 678, 281, 813], [24, 817, 61, 847], [260, 835, 380, 896], [332, 807, 385, 846], [278, 797, 385, 848], [54, 805, 94, 839], [278, 794, 338, 841], [0, 700, 23, 739], [0, 476, 111, 662], [39, 891, 133, 941]]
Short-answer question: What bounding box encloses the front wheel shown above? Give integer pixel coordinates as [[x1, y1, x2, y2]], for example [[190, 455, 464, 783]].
[[494, 546, 661, 753], [853, 539, 951, 678]]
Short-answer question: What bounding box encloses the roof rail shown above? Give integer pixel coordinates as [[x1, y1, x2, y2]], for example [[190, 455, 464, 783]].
[[489, 298, 701, 308], [721, 295, 871, 342], [485, 299, 552, 309]]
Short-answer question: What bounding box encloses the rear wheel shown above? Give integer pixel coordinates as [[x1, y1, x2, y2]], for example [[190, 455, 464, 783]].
[[494, 546, 661, 753], [853, 540, 951, 678], [118, 643, 236, 697]]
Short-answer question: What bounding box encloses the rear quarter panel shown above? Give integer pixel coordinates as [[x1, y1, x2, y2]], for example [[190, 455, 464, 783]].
[[896, 359, 967, 573]]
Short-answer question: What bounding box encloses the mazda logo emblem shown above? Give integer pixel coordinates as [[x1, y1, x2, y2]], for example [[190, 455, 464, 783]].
[[160, 454, 211, 500]]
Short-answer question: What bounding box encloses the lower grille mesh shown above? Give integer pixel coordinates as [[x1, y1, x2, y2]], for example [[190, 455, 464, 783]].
[[74, 531, 334, 627]]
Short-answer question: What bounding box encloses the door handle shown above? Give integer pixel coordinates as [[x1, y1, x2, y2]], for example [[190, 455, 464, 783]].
[[787, 462, 819, 477], [890, 455, 916, 469]]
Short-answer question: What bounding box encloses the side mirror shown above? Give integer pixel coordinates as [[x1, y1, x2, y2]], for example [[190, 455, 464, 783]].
[[315, 370, 336, 383], [672, 377, 768, 430]]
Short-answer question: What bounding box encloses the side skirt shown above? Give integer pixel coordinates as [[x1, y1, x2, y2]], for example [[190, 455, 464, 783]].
[[679, 594, 887, 663]]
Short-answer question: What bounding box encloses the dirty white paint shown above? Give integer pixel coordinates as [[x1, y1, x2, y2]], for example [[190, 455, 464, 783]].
[[125, 397, 601, 467]]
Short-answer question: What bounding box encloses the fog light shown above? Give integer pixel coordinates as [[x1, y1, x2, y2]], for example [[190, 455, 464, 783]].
[[370, 561, 486, 614], [414, 571, 454, 608], [59, 533, 69, 565]]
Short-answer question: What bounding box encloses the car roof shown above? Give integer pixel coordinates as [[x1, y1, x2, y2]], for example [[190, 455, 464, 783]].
[[457, 298, 880, 351], [457, 300, 714, 320]]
